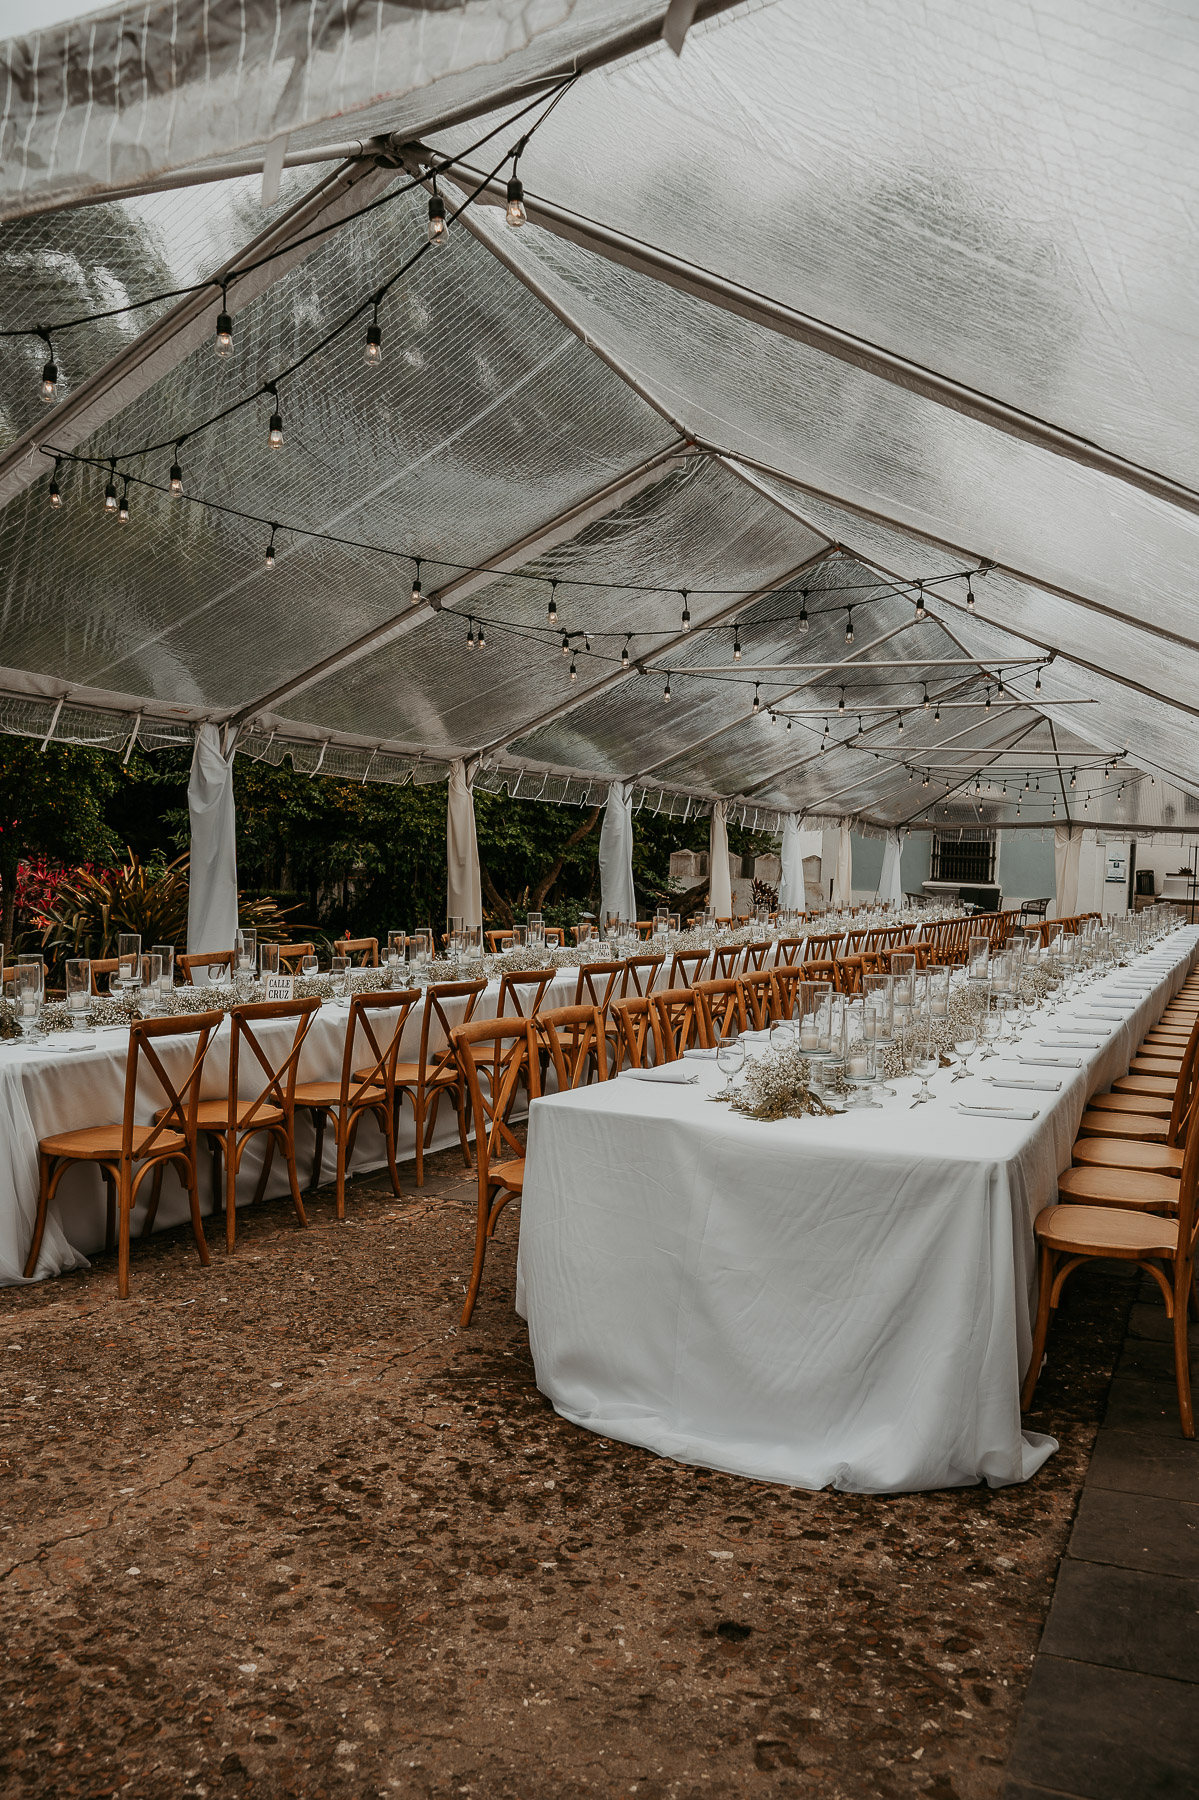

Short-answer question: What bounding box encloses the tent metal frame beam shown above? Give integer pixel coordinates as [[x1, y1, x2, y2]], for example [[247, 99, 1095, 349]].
[[473, 548, 838, 761], [228, 441, 693, 728], [431, 157, 1199, 524], [900, 721, 1044, 826], [0, 157, 402, 513], [697, 658, 1037, 672]]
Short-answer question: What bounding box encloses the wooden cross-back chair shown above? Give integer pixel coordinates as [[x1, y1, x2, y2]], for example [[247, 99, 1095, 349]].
[[451, 1018, 539, 1326], [496, 968, 557, 1018], [148, 996, 321, 1253], [801, 958, 838, 985], [805, 932, 842, 962], [773, 937, 807, 967], [573, 960, 623, 1012], [609, 996, 654, 1070], [486, 930, 515, 952], [24, 1010, 223, 1297], [1066, 1018, 1199, 1188], [295, 989, 420, 1217], [668, 949, 709, 990], [650, 989, 697, 1063], [537, 1004, 610, 1090], [835, 953, 881, 995], [334, 936, 379, 966], [741, 942, 771, 972], [693, 978, 746, 1048], [739, 969, 775, 1031], [1022, 1084, 1199, 1437], [177, 949, 233, 985], [709, 944, 743, 979], [391, 979, 487, 1186], [278, 942, 316, 971], [85, 956, 122, 995], [772, 963, 804, 1022], [621, 953, 664, 998]]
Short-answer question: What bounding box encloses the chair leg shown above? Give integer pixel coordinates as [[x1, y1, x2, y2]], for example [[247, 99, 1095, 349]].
[[460, 1181, 495, 1327], [1021, 1242, 1057, 1411], [117, 1168, 132, 1299], [23, 1155, 54, 1280], [228, 1128, 245, 1253], [455, 1085, 472, 1168], [250, 1131, 275, 1208], [309, 1109, 326, 1193], [279, 1127, 308, 1229], [140, 1161, 165, 1238], [382, 1104, 402, 1200], [185, 1152, 211, 1271], [1174, 1263, 1195, 1439], [103, 1168, 117, 1252], [335, 1117, 348, 1221]]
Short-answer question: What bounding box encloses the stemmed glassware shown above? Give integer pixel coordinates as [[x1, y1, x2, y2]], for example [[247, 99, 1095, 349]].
[[715, 1030, 745, 1099], [979, 993, 1004, 1060], [911, 1001, 939, 1107], [863, 972, 896, 1095]]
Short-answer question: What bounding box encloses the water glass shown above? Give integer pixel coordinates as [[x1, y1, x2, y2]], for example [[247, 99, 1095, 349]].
[[769, 1019, 795, 1053], [259, 942, 280, 977], [65, 958, 91, 1027], [15, 962, 44, 1038], [235, 928, 256, 976], [152, 944, 175, 995], [967, 935, 990, 980], [331, 954, 351, 998], [891, 952, 915, 1014], [300, 953, 319, 979], [387, 929, 406, 969], [526, 912, 545, 950], [117, 933, 141, 987]]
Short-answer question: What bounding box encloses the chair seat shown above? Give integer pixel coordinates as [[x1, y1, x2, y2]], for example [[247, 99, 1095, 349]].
[[155, 1099, 285, 1131], [1035, 1203, 1178, 1258], [1072, 1136, 1184, 1175], [1129, 1056, 1184, 1075], [488, 1157, 525, 1194], [1077, 1109, 1169, 1143], [1087, 1091, 1173, 1118], [1057, 1165, 1181, 1212], [39, 1122, 186, 1161], [294, 1080, 384, 1108], [1114, 1074, 1177, 1098], [365, 1060, 458, 1089]]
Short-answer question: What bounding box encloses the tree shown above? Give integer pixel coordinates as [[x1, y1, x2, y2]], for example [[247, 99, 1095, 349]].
[[0, 740, 119, 953]]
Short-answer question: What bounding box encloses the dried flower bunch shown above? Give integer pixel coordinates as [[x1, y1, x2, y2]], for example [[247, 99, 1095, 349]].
[[723, 1043, 843, 1122]]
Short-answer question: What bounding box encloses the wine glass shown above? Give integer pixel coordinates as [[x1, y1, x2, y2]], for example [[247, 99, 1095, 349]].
[[911, 1014, 939, 1106], [715, 1031, 745, 1099], [951, 1001, 979, 1081], [979, 998, 1004, 1061], [330, 954, 351, 999], [301, 953, 319, 980]]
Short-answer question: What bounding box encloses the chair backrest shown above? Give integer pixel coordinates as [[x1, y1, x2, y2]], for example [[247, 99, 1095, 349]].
[[229, 997, 322, 1128], [884, 944, 928, 972], [741, 941, 771, 971], [486, 930, 514, 952], [693, 978, 746, 1047], [121, 1010, 224, 1159], [537, 1004, 609, 1090], [1165, 1015, 1199, 1146], [835, 953, 880, 995], [573, 960, 622, 1011], [1173, 1107, 1199, 1287], [806, 932, 842, 962], [497, 968, 556, 1018], [88, 955, 120, 995], [416, 979, 488, 1081], [771, 962, 804, 1021], [450, 1018, 539, 1181], [650, 989, 697, 1063], [177, 949, 232, 985], [278, 942, 316, 970], [801, 958, 838, 984], [773, 937, 807, 967], [333, 936, 379, 966], [739, 968, 775, 1030], [709, 944, 742, 979], [609, 996, 653, 1069], [621, 953, 664, 998], [337, 989, 421, 1106], [668, 949, 709, 989]]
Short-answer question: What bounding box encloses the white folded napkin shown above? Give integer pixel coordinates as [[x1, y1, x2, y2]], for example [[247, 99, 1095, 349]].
[[1079, 1009, 1128, 1020], [954, 1102, 1040, 1120], [1017, 1054, 1083, 1068], [682, 1047, 719, 1060], [1042, 1037, 1105, 1048], [619, 1064, 698, 1084], [988, 1075, 1062, 1092], [39, 1042, 94, 1054]]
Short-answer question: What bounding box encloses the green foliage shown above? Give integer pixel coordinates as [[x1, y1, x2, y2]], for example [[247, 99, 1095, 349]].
[[0, 739, 121, 951], [40, 853, 298, 961]]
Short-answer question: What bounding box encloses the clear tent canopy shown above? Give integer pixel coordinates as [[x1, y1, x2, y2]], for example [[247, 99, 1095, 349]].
[[1, 0, 1198, 843]]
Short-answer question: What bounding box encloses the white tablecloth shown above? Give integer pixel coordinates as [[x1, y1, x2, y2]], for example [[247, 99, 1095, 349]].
[[517, 929, 1199, 1495], [0, 968, 581, 1286]]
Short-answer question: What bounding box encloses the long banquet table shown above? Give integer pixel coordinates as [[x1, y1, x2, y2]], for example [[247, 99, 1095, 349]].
[[516, 927, 1199, 1495], [0, 967, 583, 1286]]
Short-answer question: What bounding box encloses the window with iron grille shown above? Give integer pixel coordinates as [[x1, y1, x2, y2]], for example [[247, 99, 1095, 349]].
[[930, 831, 996, 885]]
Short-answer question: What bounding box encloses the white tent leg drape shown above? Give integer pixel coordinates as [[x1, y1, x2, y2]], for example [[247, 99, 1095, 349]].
[[446, 759, 483, 931], [186, 724, 239, 978], [833, 819, 854, 908], [598, 781, 637, 927], [878, 829, 904, 907], [1054, 825, 1083, 918], [778, 812, 807, 911], [708, 800, 733, 918]]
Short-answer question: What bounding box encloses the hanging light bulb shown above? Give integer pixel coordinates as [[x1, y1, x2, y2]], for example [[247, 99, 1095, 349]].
[[48, 459, 62, 509], [751, 684, 761, 715], [733, 626, 742, 661], [896, 710, 904, 734], [169, 445, 184, 497], [103, 462, 118, 513], [267, 385, 284, 449], [821, 720, 829, 750], [965, 576, 976, 613], [845, 608, 855, 645], [427, 191, 448, 246], [984, 688, 991, 712], [798, 591, 810, 635], [584, 629, 592, 653], [1051, 796, 1057, 817], [997, 670, 1005, 697], [934, 700, 941, 723], [569, 656, 577, 681], [467, 619, 477, 650], [909, 767, 915, 783], [837, 688, 845, 715], [922, 771, 929, 788], [1070, 768, 1076, 788], [621, 637, 630, 670], [546, 581, 558, 627], [117, 482, 130, 525], [505, 174, 527, 228], [1084, 794, 1090, 812], [364, 301, 383, 367], [786, 718, 792, 731], [1035, 665, 1043, 693], [975, 776, 982, 796], [769, 711, 777, 726], [680, 590, 691, 632], [922, 685, 930, 711], [561, 631, 570, 655], [914, 580, 927, 622], [662, 673, 672, 702], [411, 559, 422, 606], [215, 288, 233, 358], [38, 333, 58, 404], [476, 622, 486, 650], [264, 526, 277, 570]]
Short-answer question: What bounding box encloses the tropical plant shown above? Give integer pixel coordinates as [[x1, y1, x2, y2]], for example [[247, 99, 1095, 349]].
[[39, 853, 299, 962], [0, 739, 120, 953]]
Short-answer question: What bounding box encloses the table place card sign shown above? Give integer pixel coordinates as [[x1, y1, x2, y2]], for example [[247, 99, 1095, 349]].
[[263, 973, 296, 1002]]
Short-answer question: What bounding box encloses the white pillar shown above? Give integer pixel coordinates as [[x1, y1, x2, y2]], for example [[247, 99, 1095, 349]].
[[832, 818, 854, 907], [878, 829, 903, 907], [187, 724, 239, 978], [708, 800, 733, 917], [598, 781, 637, 926], [446, 759, 483, 930]]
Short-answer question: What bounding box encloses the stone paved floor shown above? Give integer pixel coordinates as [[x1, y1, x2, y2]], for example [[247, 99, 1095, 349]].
[[0, 1147, 1138, 1800]]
